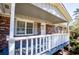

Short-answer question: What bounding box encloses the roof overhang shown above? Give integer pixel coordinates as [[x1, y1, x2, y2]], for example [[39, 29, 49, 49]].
[[15, 3, 67, 24], [52, 3, 72, 22]]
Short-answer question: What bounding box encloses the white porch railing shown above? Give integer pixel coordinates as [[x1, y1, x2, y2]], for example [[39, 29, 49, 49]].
[[7, 33, 69, 55]]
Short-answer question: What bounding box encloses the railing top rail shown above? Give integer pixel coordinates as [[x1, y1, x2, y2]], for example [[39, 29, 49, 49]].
[[7, 33, 68, 41]]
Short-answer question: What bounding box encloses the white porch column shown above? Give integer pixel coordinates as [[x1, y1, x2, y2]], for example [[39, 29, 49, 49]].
[[41, 23, 46, 35], [9, 3, 15, 55], [67, 22, 70, 43], [67, 22, 71, 51]]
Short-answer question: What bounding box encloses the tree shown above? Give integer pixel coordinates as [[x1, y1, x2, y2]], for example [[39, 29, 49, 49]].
[[71, 8, 79, 32], [74, 8, 79, 18]]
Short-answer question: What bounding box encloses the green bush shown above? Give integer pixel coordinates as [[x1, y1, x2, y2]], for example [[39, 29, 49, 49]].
[[74, 44, 79, 54], [69, 32, 79, 54], [70, 40, 77, 46], [70, 36, 74, 40]]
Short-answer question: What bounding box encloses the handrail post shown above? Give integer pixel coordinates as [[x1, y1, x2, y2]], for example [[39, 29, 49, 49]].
[[48, 35, 51, 51], [68, 22, 70, 43], [67, 23, 71, 51], [9, 3, 15, 55], [9, 38, 15, 55]]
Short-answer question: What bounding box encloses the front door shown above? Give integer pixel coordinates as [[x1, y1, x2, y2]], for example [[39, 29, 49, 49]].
[[46, 24, 55, 34], [37, 23, 41, 35]]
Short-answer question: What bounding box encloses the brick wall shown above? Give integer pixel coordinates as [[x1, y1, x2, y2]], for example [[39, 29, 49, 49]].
[[0, 16, 10, 50]]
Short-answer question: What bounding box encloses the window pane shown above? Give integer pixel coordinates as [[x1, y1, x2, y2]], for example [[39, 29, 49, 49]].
[[27, 23, 33, 28], [27, 29, 32, 34], [26, 23, 33, 34], [17, 21, 25, 34]]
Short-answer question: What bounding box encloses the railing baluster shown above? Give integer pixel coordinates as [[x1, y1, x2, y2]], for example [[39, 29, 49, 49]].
[[59, 34, 61, 45], [62, 35, 64, 42], [35, 38, 38, 54], [50, 35, 52, 49], [31, 38, 33, 55], [56, 35, 57, 46], [65, 34, 66, 42], [61, 34, 63, 44], [57, 35, 59, 46], [63, 34, 64, 42], [57, 35, 58, 45], [62, 34, 64, 43], [50, 36, 52, 49], [39, 37, 41, 53], [52, 35, 54, 48], [48, 36, 51, 51], [46, 36, 48, 50], [54, 35, 56, 47], [60, 34, 61, 44], [60, 34, 62, 44], [64, 34, 65, 42], [26, 39, 28, 55], [44, 37, 46, 50], [20, 40, 22, 55], [45, 37, 46, 50], [43, 37, 45, 51], [62, 34, 63, 43]]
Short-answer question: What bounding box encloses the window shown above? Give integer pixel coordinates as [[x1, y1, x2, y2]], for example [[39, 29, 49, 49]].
[[26, 22, 33, 34], [15, 20, 33, 35], [16, 21, 25, 34]]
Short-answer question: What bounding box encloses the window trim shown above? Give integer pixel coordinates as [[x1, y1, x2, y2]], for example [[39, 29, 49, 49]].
[[26, 22, 34, 35], [16, 20, 25, 35], [15, 17, 34, 36]]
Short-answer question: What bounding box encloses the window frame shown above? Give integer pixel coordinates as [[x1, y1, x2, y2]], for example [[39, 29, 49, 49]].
[[15, 18, 34, 36], [26, 22, 34, 35]]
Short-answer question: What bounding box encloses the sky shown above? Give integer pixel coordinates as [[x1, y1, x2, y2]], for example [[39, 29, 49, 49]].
[[64, 3, 79, 19], [63, 3, 79, 26]]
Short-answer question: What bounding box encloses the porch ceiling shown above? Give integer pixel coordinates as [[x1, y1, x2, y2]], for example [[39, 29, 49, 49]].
[[15, 3, 67, 24]]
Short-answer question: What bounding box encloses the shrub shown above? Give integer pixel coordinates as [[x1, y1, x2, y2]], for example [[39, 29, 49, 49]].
[[70, 40, 76, 46], [74, 44, 79, 54]]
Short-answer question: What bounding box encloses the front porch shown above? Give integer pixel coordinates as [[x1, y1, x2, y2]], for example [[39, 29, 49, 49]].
[[6, 3, 70, 55]]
